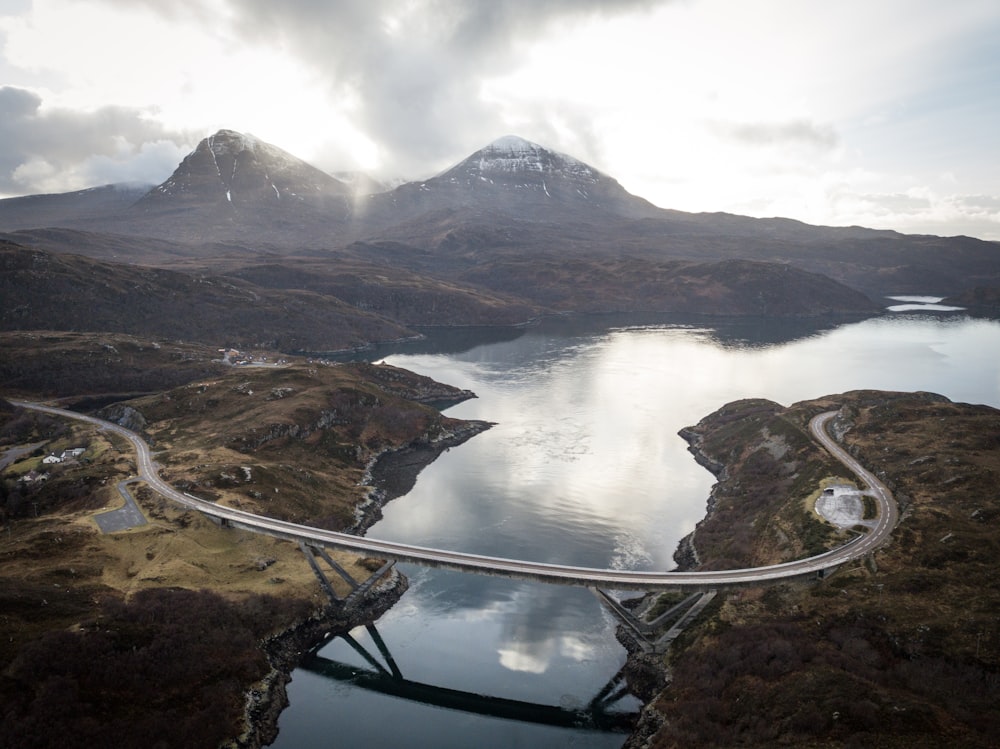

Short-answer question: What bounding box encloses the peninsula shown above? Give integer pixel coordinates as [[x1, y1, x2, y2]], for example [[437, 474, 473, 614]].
[[622, 391, 1000, 748]]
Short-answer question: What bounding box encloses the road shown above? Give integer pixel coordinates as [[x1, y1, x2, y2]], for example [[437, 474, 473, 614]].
[[14, 402, 898, 592], [93, 478, 148, 533], [808, 410, 899, 556], [0, 442, 44, 471]]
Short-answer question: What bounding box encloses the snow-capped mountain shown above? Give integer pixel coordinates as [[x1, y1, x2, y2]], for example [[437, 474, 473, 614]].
[[1, 129, 996, 303], [133, 130, 353, 218], [361, 135, 662, 224], [438, 135, 607, 191]]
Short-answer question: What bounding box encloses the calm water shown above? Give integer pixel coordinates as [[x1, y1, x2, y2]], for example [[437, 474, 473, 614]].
[[273, 310, 1000, 748]]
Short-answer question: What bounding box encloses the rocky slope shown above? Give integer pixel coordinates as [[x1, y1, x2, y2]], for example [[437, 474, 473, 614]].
[[357, 134, 663, 226], [128, 130, 355, 242]]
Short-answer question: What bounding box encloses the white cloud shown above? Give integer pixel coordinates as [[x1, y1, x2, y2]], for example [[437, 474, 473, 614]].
[[0, 0, 997, 238], [498, 645, 549, 674], [0, 85, 195, 194]]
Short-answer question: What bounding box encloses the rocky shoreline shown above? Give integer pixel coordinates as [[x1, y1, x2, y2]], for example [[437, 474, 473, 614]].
[[349, 419, 494, 534], [228, 417, 491, 747], [671, 425, 726, 572], [616, 423, 735, 746], [227, 568, 410, 749]]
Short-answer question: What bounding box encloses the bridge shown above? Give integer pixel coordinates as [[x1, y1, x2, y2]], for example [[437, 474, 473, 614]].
[[15, 402, 898, 594]]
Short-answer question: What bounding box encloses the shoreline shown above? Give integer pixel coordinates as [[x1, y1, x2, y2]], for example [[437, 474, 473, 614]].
[[671, 425, 727, 571], [228, 567, 410, 749], [349, 419, 494, 535], [231, 418, 492, 747]]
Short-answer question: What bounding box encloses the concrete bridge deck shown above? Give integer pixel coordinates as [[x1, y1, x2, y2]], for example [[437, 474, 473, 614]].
[[15, 402, 898, 592]]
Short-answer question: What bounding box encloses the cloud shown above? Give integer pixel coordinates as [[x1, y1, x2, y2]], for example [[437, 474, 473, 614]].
[[825, 183, 1000, 239], [109, 0, 669, 177], [707, 119, 840, 152], [709, 118, 840, 150], [0, 86, 195, 195], [847, 191, 933, 217]]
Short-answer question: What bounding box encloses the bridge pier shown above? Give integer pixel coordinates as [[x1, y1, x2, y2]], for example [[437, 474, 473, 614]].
[[298, 541, 397, 607], [652, 591, 717, 652], [591, 588, 653, 649], [343, 560, 396, 607], [299, 541, 346, 603], [594, 588, 718, 654]]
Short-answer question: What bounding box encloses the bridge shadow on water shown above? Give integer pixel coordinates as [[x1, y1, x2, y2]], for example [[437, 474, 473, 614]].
[[301, 624, 638, 733]]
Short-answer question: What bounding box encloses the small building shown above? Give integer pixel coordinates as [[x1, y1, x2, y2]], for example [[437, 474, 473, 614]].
[[42, 454, 62, 465]]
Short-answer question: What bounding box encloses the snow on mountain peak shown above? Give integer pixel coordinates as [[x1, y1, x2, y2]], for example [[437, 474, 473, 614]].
[[467, 135, 597, 181], [207, 129, 260, 156], [485, 135, 543, 154]]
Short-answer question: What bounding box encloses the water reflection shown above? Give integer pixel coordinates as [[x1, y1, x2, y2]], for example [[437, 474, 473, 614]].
[[885, 295, 965, 312], [301, 624, 636, 732], [275, 312, 1000, 749], [319, 312, 880, 363]]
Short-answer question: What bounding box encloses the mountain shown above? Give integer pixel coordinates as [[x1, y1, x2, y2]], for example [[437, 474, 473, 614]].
[[348, 136, 1000, 299], [356, 135, 662, 227], [125, 129, 357, 243], [0, 131, 362, 245], [0, 129, 997, 304], [0, 183, 151, 232], [135, 130, 351, 213]]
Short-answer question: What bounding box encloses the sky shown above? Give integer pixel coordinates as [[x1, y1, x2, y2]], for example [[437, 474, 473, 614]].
[[1, 0, 998, 239]]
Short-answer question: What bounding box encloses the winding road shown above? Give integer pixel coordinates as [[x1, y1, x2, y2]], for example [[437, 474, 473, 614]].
[[14, 402, 897, 591]]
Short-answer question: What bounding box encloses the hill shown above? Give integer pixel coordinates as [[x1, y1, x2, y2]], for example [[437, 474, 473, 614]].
[[0, 237, 879, 358], [624, 391, 1000, 748], [0, 360, 489, 747], [0, 241, 415, 353]]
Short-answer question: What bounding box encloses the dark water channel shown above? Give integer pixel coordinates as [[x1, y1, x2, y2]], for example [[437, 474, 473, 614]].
[[273, 309, 1000, 748]]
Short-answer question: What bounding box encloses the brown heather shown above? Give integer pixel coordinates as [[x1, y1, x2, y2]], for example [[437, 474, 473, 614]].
[[631, 391, 1000, 748]]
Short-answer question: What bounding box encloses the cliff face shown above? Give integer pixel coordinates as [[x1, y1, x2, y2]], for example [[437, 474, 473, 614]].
[[627, 391, 1000, 749]]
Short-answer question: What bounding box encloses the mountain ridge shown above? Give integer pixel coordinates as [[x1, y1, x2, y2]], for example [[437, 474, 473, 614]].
[[0, 128, 997, 302]]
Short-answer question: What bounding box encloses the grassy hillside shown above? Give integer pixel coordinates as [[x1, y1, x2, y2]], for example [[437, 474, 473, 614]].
[[0, 359, 489, 747], [0, 331, 224, 398]]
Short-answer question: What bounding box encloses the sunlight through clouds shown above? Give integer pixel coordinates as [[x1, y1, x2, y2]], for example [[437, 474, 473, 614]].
[[0, 0, 997, 237]]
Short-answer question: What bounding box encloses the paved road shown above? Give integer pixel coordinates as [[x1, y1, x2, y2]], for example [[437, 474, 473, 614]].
[[93, 478, 148, 533], [0, 442, 44, 471], [808, 411, 898, 554], [14, 402, 898, 591]]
